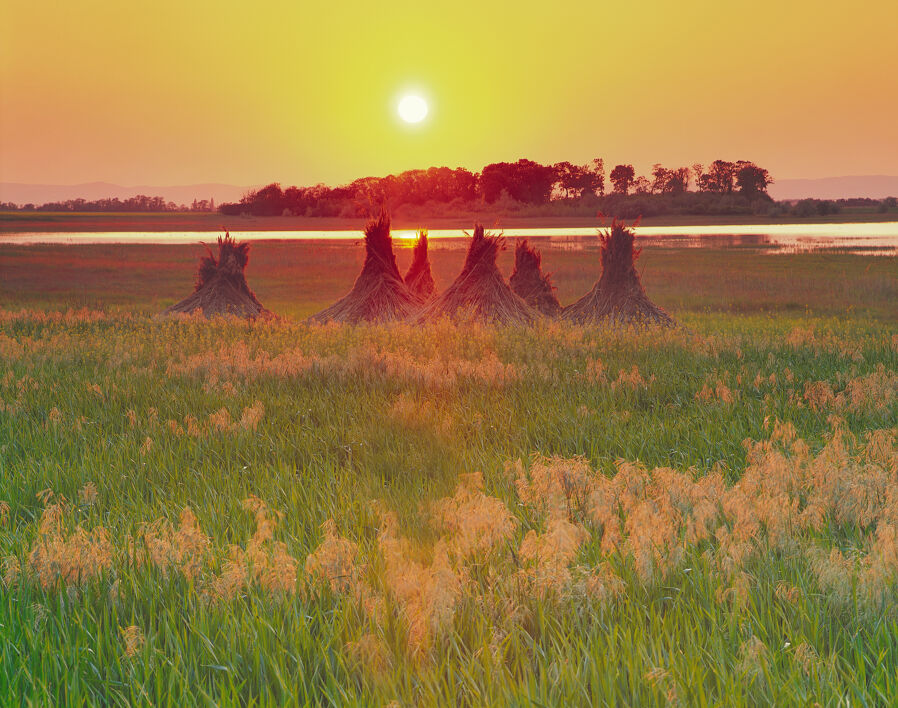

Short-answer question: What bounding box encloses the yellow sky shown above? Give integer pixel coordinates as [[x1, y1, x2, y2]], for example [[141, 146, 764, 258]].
[[1, 0, 896, 186]]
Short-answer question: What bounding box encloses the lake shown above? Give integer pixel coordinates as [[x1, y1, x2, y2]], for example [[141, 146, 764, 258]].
[[2, 221, 898, 254]]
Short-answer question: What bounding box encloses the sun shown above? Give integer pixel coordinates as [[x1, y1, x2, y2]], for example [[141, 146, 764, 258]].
[[397, 95, 428, 124]]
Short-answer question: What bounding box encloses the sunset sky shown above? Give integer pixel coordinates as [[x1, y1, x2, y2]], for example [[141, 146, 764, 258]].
[[1, 0, 896, 187]]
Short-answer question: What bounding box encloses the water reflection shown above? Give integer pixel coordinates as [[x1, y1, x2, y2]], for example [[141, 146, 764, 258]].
[[1, 222, 897, 255]]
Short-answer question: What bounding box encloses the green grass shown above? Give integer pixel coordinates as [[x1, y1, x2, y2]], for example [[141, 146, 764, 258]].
[[1, 245, 897, 705]]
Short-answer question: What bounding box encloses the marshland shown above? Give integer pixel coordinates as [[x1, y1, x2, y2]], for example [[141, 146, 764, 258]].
[[4, 0, 898, 701], [1, 227, 897, 705]]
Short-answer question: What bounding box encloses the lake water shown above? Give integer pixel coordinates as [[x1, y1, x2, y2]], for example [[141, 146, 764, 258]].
[[2, 222, 898, 255]]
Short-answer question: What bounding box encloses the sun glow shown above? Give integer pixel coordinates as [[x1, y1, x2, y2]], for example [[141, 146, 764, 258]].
[[397, 95, 428, 124]]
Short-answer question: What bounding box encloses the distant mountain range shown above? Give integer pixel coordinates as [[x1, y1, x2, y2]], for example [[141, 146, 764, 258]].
[[2, 176, 897, 207], [0, 182, 254, 206], [768, 175, 898, 201]]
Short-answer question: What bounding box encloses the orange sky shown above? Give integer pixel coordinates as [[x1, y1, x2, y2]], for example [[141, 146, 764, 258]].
[[1, 0, 896, 186]]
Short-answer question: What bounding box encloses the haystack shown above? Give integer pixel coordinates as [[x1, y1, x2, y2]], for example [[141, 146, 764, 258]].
[[562, 220, 673, 326], [509, 239, 561, 317], [404, 229, 436, 301], [162, 233, 269, 319], [311, 210, 418, 323], [415, 224, 534, 324]]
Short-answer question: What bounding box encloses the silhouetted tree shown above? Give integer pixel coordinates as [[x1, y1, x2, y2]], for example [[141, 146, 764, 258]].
[[671, 167, 690, 193], [452, 168, 478, 201], [477, 164, 505, 203], [251, 184, 287, 215], [650, 164, 669, 194], [610, 164, 636, 195], [553, 161, 577, 199], [705, 160, 737, 193], [554, 162, 601, 199], [633, 176, 651, 194], [691, 163, 704, 192], [480, 159, 557, 204], [734, 161, 772, 196], [591, 158, 606, 196]]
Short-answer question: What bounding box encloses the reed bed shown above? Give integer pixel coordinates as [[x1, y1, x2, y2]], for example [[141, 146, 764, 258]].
[[509, 239, 562, 317], [1, 309, 897, 705], [163, 233, 270, 319], [311, 211, 417, 324], [403, 230, 436, 303], [414, 225, 535, 324], [563, 220, 673, 326]]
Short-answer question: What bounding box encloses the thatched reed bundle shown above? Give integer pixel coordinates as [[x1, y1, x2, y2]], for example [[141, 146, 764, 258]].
[[415, 224, 535, 324], [509, 239, 561, 317], [163, 233, 270, 319], [311, 210, 418, 323], [562, 220, 673, 326], [404, 229, 436, 302]]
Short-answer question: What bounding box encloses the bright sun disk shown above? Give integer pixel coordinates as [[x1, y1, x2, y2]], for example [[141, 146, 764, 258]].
[[398, 95, 428, 123]]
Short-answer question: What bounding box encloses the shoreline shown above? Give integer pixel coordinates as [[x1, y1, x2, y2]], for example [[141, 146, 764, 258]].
[[2, 210, 897, 233]]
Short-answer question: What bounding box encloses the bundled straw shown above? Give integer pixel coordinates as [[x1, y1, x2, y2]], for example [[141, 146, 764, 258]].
[[509, 239, 561, 317], [415, 224, 535, 324], [562, 220, 673, 326], [311, 210, 418, 323], [163, 233, 270, 319], [404, 229, 436, 302]]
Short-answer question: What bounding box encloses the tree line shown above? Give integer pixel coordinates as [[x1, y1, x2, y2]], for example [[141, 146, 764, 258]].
[[219, 159, 774, 217], [6, 162, 893, 218], [0, 196, 217, 212]]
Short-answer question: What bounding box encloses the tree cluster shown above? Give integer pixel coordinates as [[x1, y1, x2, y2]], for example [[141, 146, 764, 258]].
[[0, 159, 785, 217], [219, 158, 773, 217], [765, 197, 897, 218], [221, 167, 480, 217]]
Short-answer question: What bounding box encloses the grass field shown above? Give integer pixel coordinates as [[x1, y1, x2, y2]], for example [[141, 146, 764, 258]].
[[2, 239, 897, 321], [1, 241, 897, 705]]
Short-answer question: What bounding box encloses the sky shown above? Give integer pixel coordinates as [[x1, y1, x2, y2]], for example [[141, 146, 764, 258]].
[[1, 0, 897, 187]]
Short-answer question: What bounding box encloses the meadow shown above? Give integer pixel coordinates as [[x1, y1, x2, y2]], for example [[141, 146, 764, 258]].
[[1, 239, 897, 706]]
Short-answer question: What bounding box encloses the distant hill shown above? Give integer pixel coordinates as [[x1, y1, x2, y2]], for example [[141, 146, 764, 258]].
[[0, 182, 255, 207], [769, 176, 898, 200]]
